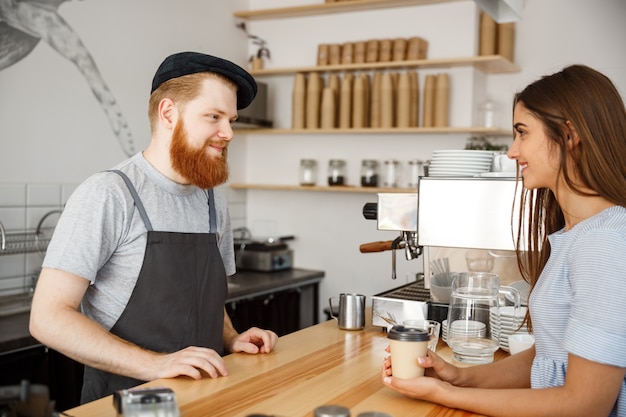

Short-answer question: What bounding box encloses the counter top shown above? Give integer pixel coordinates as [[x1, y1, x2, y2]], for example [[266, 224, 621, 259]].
[[0, 268, 324, 355], [227, 268, 324, 302], [65, 314, 508, 417]]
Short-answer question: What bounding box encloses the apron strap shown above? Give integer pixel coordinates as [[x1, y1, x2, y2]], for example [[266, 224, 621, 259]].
[[106, 170, 154, 232], [207, 188, 217, 234]]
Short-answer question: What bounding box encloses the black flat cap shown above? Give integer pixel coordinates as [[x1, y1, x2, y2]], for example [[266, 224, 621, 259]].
[[151, 51, 257, 109]]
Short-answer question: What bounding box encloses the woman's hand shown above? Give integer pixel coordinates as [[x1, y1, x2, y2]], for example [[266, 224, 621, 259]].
[[381, 346, 461, 400]]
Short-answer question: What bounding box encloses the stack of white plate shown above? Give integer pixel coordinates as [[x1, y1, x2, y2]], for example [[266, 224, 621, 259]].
[[442, 319, 448, 342], [490, 306, 528, 352], [429, 150, 494, 177]]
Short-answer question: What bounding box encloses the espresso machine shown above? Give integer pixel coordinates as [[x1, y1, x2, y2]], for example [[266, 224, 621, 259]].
[[363, 176, 525, 328]]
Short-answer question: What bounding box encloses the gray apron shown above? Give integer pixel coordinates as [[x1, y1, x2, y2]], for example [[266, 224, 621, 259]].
[[81, 170, 228, 403]]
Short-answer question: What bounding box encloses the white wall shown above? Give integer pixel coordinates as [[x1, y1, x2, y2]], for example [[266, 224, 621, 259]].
[[1, 0, 625, 322], [0, 0, 248, 183]]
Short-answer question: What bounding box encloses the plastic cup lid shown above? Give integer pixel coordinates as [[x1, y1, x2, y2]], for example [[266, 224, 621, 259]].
[[387, 325, 430, 342]]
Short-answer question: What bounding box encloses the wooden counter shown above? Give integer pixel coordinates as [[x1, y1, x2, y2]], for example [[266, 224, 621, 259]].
[[65, 316, 507, 417]]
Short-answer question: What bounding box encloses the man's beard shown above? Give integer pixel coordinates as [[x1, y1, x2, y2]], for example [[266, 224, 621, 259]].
[[169, 119, 229, 189]]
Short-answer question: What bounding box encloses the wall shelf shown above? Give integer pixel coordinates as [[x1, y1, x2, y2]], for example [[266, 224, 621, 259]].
[[230, 183, 416, 194], [234, 0, 462, 20], [235, 126, 512, 136], [248, 55, 519, 76]]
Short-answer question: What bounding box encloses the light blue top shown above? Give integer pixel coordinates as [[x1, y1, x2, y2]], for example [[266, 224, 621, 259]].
[[530, 205, 626, 417]]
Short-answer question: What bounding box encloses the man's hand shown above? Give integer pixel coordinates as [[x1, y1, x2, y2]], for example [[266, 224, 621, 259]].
[[152, 346, 229, 380], [228, 327, 278, 354]]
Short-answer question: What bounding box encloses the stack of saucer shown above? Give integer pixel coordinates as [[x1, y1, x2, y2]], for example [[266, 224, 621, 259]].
[[490, 306, 528, 352], [442, 319, 488, 343], [429, 150, 493, 177]]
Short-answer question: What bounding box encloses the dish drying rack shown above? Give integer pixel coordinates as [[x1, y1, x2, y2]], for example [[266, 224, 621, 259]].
[[0, 210, 62, 256], [0, 210, 62, 316], [0, 272, 38, 317]]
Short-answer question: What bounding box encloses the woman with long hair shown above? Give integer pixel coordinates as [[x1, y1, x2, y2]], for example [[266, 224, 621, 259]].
[[382, 65, 626, 416]]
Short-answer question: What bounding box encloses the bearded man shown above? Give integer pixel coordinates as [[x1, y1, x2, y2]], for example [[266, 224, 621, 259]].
[[29, 52, 278, 404]]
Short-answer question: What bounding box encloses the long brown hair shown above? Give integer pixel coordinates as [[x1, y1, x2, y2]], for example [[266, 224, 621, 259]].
[[513, 65, 626, 330]]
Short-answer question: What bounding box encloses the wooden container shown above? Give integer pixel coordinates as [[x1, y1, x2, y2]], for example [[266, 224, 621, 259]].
[[395, 72, 411, 128], [434, 73, 449, 127], [479, 12, 497, 56], [370, 72, 383, 128], [366, 40, 379, 63], [380, 72, 395, 128], [422, 74, 436, 127], [317, 44, 329, 66], [250, 57, 263, 70], [352, 74, 370, 128], [341, 42, 354, 64], [292, 73, 307, 129], [354, 41, 366, 63], [392, 38, 407, 61], [328, 74, 341, 125], [329, 44, 342, 65], [497, 23, 515, 62], [306, 72, 323, 129], [320, 87, 336, 129], [379, 39, 392, 62], [339, 73, 354, 129], [408, 71, 419, 127], [406, 37, 428, 60]]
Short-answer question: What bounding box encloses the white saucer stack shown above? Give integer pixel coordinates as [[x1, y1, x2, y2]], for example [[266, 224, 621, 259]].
[[429, 150, 494, 177], [490, 306, 528, 352]]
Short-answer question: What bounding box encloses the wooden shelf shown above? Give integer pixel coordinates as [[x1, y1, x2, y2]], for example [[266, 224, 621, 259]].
[[235, 126, 513, 136], [248, 55, 519, 76], [233, 0, 461, 20], [230, 183, 416, 194]]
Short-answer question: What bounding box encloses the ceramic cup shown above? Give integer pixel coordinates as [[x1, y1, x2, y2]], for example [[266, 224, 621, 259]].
[[492, 154, 517, 173], [508, 333, 535, 355]]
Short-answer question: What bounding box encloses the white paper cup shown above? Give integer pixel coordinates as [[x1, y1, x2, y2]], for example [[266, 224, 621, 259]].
[[387, 326, 430, 379], [508, 333, 535, 355]]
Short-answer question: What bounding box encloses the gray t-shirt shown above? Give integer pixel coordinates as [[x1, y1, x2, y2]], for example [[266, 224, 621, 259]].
[[42, 152, 235, 330]]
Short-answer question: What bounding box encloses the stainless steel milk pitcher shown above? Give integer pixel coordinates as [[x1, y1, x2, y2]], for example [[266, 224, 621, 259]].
[[329, 293, 366, 330]]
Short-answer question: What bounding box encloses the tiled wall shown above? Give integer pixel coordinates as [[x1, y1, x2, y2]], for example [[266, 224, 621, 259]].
[[0, 183, 246, 299], [0, 183, 76, 300]]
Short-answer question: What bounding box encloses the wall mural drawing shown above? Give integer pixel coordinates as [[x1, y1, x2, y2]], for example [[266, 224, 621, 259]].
[[0, 0, 135, 155]]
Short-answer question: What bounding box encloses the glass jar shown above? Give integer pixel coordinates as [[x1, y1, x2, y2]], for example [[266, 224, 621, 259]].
[[479, 96, 497, 128], [383, 159, 400, 188], [360, 159, 379, 187], [299, 159, 318, 186], [407, 159, 423, 188], [328, 159, 347, 186]]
